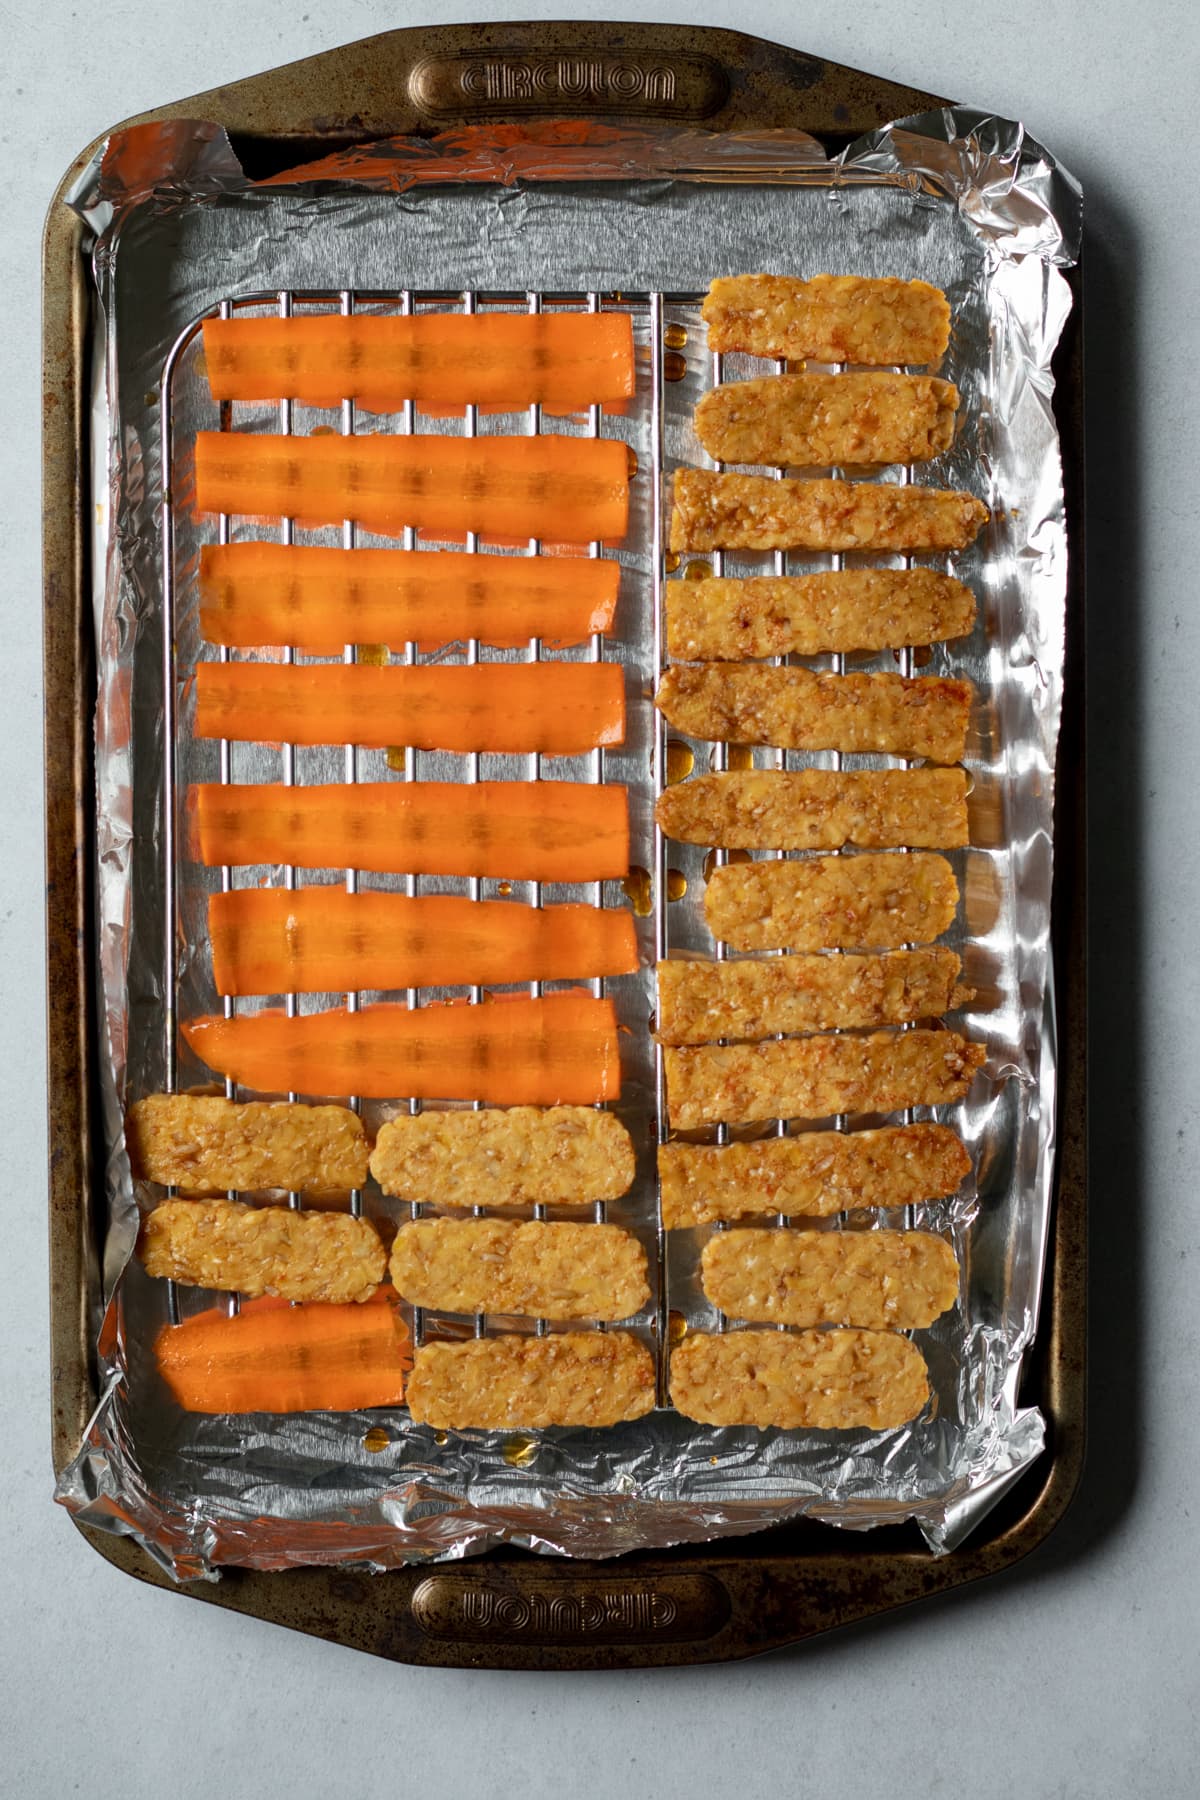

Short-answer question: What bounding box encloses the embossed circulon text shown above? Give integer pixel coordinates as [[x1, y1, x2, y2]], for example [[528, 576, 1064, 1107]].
[[410, 52, 728, 119], [412, 1573, 730, 1643]]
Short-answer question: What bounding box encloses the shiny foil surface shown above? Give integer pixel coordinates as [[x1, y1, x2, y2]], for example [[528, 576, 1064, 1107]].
[[56, 114, 1079, 1580]]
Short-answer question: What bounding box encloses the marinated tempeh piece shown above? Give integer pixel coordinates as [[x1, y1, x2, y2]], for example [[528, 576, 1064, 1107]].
[[370, 1106, 635, 1209], [670, 1327, 930, 1430], [702, 274, 951, 366], [666, 569, 977, 662], [704, 851, 959, 952], [141, 1198, 386, 1303], [701, 1228, 960, 1329], [656, 770, 969, 851], [694, 373, 959, 468], [126, 1094, 369, 1193], [656, 948, 969, 1046], [658, 1125, 972, 1227], [665, 1029, 986, 1128], [406, 1331, 656, 1429], [389, 1219, 650, 1321], [656, 664, 972, 763], [671, 471, 988, 554]]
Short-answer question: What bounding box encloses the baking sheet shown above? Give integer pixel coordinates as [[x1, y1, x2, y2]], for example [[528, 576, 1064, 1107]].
[[56, 114, 1079, 1580]]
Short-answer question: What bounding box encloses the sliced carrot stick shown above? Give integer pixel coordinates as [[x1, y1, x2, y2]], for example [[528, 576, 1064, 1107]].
[[198, 542, 620, 652], [193, 661, 626, 755], [190, 781, 630, 881], [209, 889, 638, 996], [154, 1288, 412, 1414], [193, 431, 630, 544], [202, 312, 635, 413], [182, 991, 621, 1103]]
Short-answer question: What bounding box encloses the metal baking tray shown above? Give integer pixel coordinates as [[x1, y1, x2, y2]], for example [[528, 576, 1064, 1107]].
[[43, 19, 1086, 1667]]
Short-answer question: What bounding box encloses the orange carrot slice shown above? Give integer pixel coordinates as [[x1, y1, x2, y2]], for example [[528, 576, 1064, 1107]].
[[154, 1288, 412, 1414], [202, 312, 635, 413], [182, 991, 621, 1103], [198, 542, 619, 652], [190, 781, 630, 881], [209, 889, 639, 996], [193, 431, 630, 543], [193, 661, 626, 755]]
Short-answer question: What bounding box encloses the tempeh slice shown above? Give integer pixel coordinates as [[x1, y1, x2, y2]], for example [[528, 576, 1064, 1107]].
[[702, 274, 951, 365], [701, 1228, 959, 1329], [658, 1125, 971, 1227], [406, 1331, 656, 1429], [656, 770, 969, 851], [666, 569, 976, 662], [704, 851, 959, 951], [389, 1219, 649, 1321], [140, 1198, 385, 1303], [694, 373, 959, 468], [126, 1094, 369, 1193], [370, 1106, 635, 1209], [665, 1029, 986, 1128], [670, 1327, 930, 1429], [671, 471, 988, 553], [656, 948, 969, 1045], [656, 664, 972, 763]]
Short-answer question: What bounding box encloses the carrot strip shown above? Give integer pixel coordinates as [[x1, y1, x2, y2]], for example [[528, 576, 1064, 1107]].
[[182, 991, 621, 1104], [193, 661, 626, 756], [202, 312, 635, 413], [154, 1288, 412, 1414], [210, 889, 638, 996], [198, 542, 620, 652], [190, 781, 630, 881], [193, 431, 630, 544]]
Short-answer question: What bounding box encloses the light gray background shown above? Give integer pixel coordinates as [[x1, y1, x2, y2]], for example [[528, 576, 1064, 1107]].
[[3, 2, 1194, 1795]]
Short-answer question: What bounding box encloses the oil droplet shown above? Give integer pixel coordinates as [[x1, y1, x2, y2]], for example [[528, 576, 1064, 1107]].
[[143, 389, 159, 407], [726, 743, 755, 771], [496, 880, 513, 896], [363, 1425, 390, 1453], [503, 1432, 539, 1467], [702, 846, 753, 881], [664, 323, 688, 351], [357, 642, 389, 665], [311, 423, 338, 437], [664, 350, 687, 382], [912, 644, 934, 667], [668, 1310, 689, 1345], [385, 745, 406, 772], [664, 550, 681, 574], [625, 445, 639, 479], [684, 560, 711, 582], [622, 866, 653, 917], [665, 738, 694, 784], [433, 1430, 449, 1447], [666, 868, 688, 902]]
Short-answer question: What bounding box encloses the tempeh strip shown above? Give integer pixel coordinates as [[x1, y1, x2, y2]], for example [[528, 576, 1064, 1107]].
[[656, 770, 969, 851], [194, 431, 630, 544], [694, 373, 959, 468], [191, 781, 630, 882], [199, 542, 619, 653], [670, 471, 988, 553], [141, 1198, 386, 1303], [389, 1219, 650, 1322], [669, 1328, 930, 1430], [656, 664, 972, 763], [656, 949, 969, 1045], [370, 1107, 635, 1209], [194, 661, 625, 756], [665, 1029, 986, 1128], [702, 274, 951, 365], [182, 991, 621, 1106], [658, 1125, 971, 1227], [701, 1228, 960, 1330], [666, 569, 977, 662], [126, 1094, 369, 1193], [209, 889, 638, 997], [202, 311, 635, 413], [406, 1332, 655, 1429], [704, 851, 959, 951]]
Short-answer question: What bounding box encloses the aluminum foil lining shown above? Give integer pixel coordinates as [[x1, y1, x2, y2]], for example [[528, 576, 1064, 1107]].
[[56, 113, 1079, 1581]]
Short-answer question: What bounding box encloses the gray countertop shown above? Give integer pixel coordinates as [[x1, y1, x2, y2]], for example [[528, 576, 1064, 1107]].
[[5, 3, 1196, 1794]]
